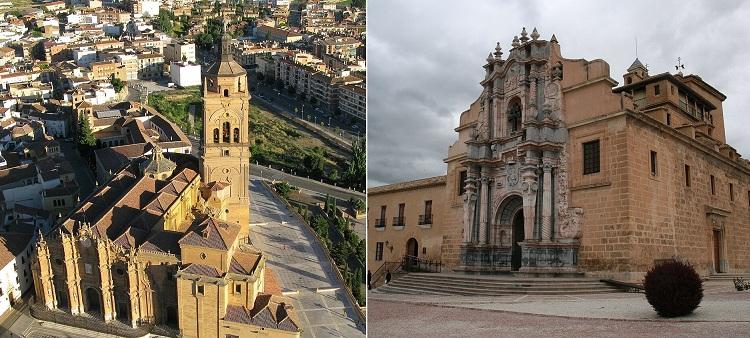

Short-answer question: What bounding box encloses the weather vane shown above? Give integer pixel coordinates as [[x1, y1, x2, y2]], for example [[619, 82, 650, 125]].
[[675, 57, 685, 72]]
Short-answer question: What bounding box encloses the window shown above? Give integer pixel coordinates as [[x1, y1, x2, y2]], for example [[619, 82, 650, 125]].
[[84, 263, 92, 274], [458, 170, 468, 196], [582, 140, 600, 175], [224, 150, 229, 156], [233, 128, 240, 143], [626, 76, 632, 84], [197, 284, 204, 295], [227, 334, 239, 338], [222, 122, 230, 143], [730, 183, 734, 201], [213, 128, 219, 143], [422, 247, 427, 255], [666, 113, 671, 126], [710, 175, 716, 195], [654, 84, 661, 96], [224, 89, 229, 97], [375, 242, 383, 261], [235, 284, 241, 294], [650, 151, 658, 176], [684, 165, 691, 187], [507, 100, 522, 134]]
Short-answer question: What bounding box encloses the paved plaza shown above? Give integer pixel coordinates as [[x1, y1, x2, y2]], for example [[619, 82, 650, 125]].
[[369, 280, 750, 337], [249, 180, 365, 338]]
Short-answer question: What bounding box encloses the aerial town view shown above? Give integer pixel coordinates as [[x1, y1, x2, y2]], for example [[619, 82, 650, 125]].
[[367, 1, 750, 337], [0, 0, 365, 337]]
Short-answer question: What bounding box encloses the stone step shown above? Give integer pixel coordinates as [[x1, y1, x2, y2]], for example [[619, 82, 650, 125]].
[[373, 272, 623, 296], [390, 279, 619, 294], [402, 274, 609, 287], [379, 282, 620, 296], [706, 273, 750, 280], [392, 278, 618, 291]]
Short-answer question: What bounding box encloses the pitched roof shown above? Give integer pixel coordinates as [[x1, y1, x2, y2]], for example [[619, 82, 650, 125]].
[[181, 263, 221, 278], [0, 232, 33, 267], [229, 251, 261, 275], [179, 216, 239, 251], [223, 295, 299, 332]]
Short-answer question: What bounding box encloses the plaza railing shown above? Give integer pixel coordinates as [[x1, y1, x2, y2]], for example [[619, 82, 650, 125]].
[[418, 214, 432, 225], [402, 255, 442, 273]]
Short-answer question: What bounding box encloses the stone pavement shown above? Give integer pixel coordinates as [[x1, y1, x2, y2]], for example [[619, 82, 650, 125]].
[[368, 279, 750, 336], [249, 179, 365, 338]]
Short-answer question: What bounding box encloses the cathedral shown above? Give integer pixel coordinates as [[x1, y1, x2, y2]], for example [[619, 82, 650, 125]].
[[31, 33, 301, 337], [368, 28, 750, 282]]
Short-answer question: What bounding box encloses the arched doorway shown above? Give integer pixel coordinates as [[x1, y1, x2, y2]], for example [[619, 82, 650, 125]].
[[85, 287, 101, 314], [406, 238, 418, 257], [165, 305, 178, 328], [511, 210, 525, 271], [495, 195, 524, 271]]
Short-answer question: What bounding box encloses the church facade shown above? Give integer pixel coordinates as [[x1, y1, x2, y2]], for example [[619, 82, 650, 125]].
[[31, 33, 301, 337], [368, 28, 750, 282]]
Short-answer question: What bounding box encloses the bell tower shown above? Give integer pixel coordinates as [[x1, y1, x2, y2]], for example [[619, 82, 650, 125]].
[[200, 30, 251, 237]]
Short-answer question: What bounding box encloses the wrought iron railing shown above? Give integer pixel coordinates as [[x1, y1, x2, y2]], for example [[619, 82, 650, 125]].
[[402, 255, 442, 273], [369, 260, 403, 290], [418, 214, 432, 225], [373, 218, 385, 228], [392, 216, 404, 227]]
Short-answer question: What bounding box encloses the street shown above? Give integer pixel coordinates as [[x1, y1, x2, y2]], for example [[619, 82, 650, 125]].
[[60, 141, 95, 199], [248, 72, 364, 141], [249, 180, 365, 337]]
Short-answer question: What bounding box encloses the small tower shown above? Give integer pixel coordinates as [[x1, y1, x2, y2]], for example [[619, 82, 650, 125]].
[[624, 58, 648, 85], [200, 26, 251, 237]]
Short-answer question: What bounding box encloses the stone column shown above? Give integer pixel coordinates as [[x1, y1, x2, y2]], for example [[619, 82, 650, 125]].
[[61, 233, 84, 315], [97, 239, 116, 321], [521, 169, 539, 241], [478, 168, 490, 244], [34, 236, 57, 309], [127, 258, 141, 328], [541, 162, 553, 241], [462, 174, 477, 243]]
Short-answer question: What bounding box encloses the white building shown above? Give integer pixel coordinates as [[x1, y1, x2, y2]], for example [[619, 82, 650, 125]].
[[169, 61, 200, 87], [164, 41, 196, 63], [72, 47, 97, 67], [137, 0, 161, 17], [0, 232, 35, 317]]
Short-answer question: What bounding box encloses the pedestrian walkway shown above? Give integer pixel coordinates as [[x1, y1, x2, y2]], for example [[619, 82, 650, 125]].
[[249, 180, 365, 337], [369, 278, 750, 322]]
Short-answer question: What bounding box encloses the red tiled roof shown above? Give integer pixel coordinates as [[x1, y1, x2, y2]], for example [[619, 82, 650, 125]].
[[223, 295, 299, 332]]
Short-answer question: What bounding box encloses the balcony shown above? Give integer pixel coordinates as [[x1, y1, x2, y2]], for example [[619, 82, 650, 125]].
[[418, 214, 433, 228], [373, 218, 385, 231], [392, 216, 405, 230]]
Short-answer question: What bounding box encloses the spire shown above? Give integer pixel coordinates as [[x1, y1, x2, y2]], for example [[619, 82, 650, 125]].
[[220, 22, 232, 61], [627, 58, 646, 72], [493, 42, 503, 58], [531, 27, 539, 41], [512, 36, 520, 48], [486, 52, 494, 63], [550, 34, 558, 43], [519, 27, 529, 43]]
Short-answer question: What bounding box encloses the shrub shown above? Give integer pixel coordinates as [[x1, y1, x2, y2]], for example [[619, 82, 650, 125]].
[[644, 260, 703, 317]]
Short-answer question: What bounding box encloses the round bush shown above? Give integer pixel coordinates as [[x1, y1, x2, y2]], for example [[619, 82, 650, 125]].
[[644, 260, 703, 317]]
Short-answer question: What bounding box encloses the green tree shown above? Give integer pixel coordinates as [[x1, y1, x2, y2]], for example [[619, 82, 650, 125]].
[[154, 9, 174, 35], [344, 138, 365, 190], [303, 151, 325, 179], [77, 115, 97, 159], [110, 74, 125, 93]]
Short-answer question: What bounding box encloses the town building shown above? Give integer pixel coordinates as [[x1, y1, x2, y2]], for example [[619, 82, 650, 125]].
[[368, 29, 750, 282], [169, 61, 201, 87], [164, 41, 196, 63], [31, 33, 301, 337], [0, 231, 35, 318]]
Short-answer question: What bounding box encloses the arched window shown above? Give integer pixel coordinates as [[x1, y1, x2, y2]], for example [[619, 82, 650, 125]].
[[213, 128, 219, 143], [233, 128, 240, 143], [238, 78, 242, 91], [222, 122, 230, 143], [507, 99, 522, 135], [223, 89, 229, 97]]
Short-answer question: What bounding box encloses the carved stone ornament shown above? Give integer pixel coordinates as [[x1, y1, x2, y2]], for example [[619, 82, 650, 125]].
[[507, 165, 520, 187]]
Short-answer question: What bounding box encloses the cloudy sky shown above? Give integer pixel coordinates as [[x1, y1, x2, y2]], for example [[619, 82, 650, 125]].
[[367, 0, 750, 187]]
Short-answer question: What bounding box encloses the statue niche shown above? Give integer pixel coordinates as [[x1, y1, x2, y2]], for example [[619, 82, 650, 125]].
[[506, 98, 522, 136]]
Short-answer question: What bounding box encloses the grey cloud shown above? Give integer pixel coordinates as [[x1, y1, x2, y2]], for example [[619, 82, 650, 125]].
[[368, 0, 750, 187]]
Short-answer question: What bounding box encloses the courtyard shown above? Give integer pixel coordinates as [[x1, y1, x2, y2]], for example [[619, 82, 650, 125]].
[[368, 279, 750, 337]]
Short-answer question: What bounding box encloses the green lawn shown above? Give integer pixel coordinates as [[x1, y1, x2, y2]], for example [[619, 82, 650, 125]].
[[147, 87, 203, 135]]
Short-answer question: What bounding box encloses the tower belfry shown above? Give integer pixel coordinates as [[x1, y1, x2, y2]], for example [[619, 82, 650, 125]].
[[200, 30, 251, 236]]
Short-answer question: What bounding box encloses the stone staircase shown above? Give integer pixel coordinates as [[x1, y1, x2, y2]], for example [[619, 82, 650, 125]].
[[705, 273, 750, 281], [372, 272, 623, 296]]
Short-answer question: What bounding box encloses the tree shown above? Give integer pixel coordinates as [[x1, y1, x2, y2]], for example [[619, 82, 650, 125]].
[[77, 115, 97, 160], [303, 151, 325, 179], [155, 9, 174, 35], [344, 138, 365, 190], [110, 74, 125, 93]]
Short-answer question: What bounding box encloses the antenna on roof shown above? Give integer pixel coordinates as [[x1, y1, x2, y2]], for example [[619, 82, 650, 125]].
[[635, 36, 638, 59], [675, 57, 685, 74]]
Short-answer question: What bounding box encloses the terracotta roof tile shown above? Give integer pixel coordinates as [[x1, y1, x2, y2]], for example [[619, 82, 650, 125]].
[[223, 295, 299, 332], [181, 263, 221, 278]]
